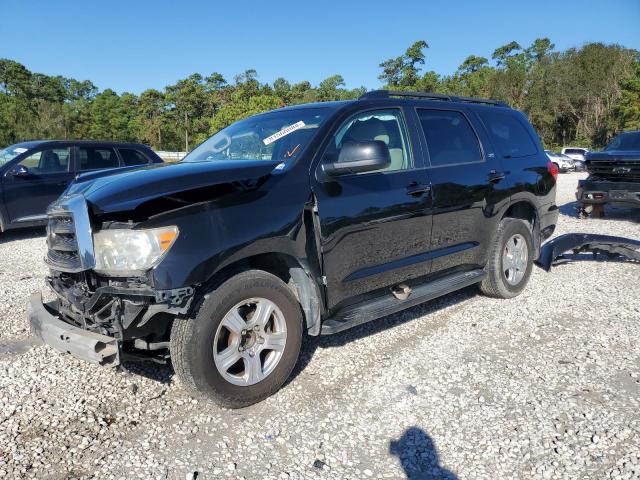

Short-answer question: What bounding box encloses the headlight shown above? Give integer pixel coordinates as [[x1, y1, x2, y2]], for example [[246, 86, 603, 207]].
[[93, 226, 178, 275]]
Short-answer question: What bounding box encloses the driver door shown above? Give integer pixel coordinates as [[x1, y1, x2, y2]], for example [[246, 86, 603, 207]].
[[312, 107, 433, 310], [3, 145, 75, 223]]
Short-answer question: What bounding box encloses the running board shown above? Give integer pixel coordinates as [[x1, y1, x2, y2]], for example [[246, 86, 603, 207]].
[[321, 269, 486, 335]]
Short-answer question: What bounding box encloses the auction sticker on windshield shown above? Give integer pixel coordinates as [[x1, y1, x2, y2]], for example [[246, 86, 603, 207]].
[[263, 121, 305, 146]]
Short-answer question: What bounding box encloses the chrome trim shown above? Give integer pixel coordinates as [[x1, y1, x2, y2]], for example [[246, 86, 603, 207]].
[[14, 214, 48, 223], [46, 194, 95, 272]]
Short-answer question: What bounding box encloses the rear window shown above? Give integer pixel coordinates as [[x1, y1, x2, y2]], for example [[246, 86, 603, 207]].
[[416, 109, 482, 166], [119, 148, 150, 166], [478, 110, 537, 158], [78, 147, 120, 171], [564, 148, 587, 155]]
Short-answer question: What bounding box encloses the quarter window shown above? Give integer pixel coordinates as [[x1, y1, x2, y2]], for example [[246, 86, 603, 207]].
[[328, 109, 412, 173], [78, 147, 120, 171], [119, 148, 150, 166], [478, 110, 537, 158], [18, 147, 71, 174], [417, 109, 482, 166]]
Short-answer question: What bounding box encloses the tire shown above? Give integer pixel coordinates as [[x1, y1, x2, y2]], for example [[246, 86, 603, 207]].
[[479, 218, 534, 299], [170, 270, 303, 408]]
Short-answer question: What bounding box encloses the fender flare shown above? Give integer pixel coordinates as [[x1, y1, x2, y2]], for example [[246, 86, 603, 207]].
[[289, 266, 323, 336]]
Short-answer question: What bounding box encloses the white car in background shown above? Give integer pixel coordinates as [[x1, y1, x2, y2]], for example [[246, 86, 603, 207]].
[[561, 147, 589, 171], [545, 150, 575, 172]]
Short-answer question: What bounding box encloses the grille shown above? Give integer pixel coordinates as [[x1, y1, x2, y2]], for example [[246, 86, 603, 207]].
[[46, 213, 82, 271], [45, 195, 95, 273], [587, 159, 640, 181]]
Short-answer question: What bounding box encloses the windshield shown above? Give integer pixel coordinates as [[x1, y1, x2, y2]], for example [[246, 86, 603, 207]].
[[183, 108, 329, 164], [0, 144, 29, 166], [605, 132, 640, 151]]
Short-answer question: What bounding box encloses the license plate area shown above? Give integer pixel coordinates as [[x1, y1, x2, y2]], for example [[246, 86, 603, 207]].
[[610, 190, 627, 200]]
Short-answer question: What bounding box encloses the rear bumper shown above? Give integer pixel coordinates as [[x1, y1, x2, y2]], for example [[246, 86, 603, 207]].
[[577, 179, 640, 206], [28, 292, 120, 366]]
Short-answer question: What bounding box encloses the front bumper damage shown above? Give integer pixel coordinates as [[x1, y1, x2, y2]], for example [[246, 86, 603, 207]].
[[29, 281, 195, 367], [28, 292, 120, 366], [536, 233, 640, 271]]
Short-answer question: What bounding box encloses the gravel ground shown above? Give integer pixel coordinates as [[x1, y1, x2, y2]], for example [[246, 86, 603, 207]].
[[1, 172, 639, 480]]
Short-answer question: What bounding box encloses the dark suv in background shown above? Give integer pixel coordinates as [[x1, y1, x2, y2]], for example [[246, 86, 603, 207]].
[[29, 91, 558, 407], [0, 140, 163, 232], [579, 130, 640, 213]]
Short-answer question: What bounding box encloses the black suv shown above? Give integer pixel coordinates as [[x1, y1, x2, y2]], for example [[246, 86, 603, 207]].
[[29, 91, 558, 407], [0, 140, 163, 232]]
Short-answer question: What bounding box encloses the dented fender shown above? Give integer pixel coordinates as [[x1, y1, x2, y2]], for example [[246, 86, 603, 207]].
[[536, 233, 640, 271]]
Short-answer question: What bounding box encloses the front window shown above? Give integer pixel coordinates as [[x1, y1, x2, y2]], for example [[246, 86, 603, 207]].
[[0, 144, 30, 166], [183, 108, 329, 164], [18, 147, 71, 174], [605, 132, 640, 151]]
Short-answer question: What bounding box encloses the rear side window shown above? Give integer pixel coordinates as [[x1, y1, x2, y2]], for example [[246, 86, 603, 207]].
[[478, 110, 537, 158], [417, 109, 482, 166], [78, 147, 120, 171], [119, 148, 150, 166]]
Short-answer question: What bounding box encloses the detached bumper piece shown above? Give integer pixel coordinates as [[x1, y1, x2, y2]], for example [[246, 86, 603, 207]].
[[536, 233, 640, 271], [28, 292, 120, 366]]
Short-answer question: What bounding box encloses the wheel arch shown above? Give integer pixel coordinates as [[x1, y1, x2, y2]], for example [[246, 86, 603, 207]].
[[199, 252, 324, 336], [500, 200, 541, 256]]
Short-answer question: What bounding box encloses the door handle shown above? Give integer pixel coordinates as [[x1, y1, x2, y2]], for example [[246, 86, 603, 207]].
[[406, 183, 431, 197], [488, 170, 506, 183]]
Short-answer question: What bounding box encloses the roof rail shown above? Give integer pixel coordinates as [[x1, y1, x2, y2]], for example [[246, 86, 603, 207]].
[[359, 90, 509, 107]]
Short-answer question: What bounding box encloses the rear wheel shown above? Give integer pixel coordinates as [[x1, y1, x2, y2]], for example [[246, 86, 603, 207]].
[[170, 270, 303, 408], [480, 218, 534, 299]]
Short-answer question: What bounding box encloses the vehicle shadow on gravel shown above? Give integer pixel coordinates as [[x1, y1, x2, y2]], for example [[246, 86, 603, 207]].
[[0, 226, 46, 244], [559, 200, 639, 222], [389, 427, 458, 479]]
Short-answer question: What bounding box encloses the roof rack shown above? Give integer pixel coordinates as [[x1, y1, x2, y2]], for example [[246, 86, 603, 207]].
[[359, 90, 509, 107]]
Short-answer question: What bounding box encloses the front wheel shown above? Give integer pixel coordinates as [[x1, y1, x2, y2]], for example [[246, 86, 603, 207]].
[[170, 270, 303, 408], [480, 218, 534, 299]]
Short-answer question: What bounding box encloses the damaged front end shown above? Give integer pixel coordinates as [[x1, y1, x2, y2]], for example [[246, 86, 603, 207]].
[[29, 193, 195, 367], [536, 233, 640, 271]]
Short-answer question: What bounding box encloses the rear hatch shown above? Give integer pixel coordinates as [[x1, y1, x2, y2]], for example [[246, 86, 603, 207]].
[[585, 151, 640, 181]]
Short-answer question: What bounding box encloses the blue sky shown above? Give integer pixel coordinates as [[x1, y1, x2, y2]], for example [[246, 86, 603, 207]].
[[1, 0, 639, 94]]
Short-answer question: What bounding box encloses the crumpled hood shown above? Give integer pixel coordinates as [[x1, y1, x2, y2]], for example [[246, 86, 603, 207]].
[[67, 159, 282, 213]]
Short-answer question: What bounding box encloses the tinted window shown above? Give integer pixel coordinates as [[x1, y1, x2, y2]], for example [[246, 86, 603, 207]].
[[605, 132, 640, 151], [564, 148, 587, 155], [328, 109, 412, 173], [479, 110, 537, 158], [119, 148, 150, 166], [18, 147, 71, 174], [417, 109, 482, 166], [78, 147, 120, 171]]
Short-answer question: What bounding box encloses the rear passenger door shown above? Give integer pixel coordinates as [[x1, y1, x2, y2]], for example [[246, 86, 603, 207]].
[[313, 107, 433, 310], [75, 145, 121, 173], [415, 107, 509, 274]]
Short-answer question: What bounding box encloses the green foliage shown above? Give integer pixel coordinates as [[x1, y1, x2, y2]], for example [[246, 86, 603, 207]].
[[0, 39, 638, 151]]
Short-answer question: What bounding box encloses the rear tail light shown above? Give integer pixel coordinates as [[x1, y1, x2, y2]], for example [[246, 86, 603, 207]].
[[547, 161, 558, 181]]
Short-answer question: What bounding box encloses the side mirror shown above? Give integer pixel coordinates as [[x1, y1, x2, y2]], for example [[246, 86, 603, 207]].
[[322, 140, 391, 176], [10, 165, 29, 177]]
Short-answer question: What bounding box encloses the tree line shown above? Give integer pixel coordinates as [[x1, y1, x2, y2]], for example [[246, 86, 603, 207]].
[[1, 38, 638, 152]]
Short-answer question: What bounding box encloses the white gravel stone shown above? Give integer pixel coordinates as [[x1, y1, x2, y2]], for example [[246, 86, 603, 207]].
[[0, 173, 638, 479]]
